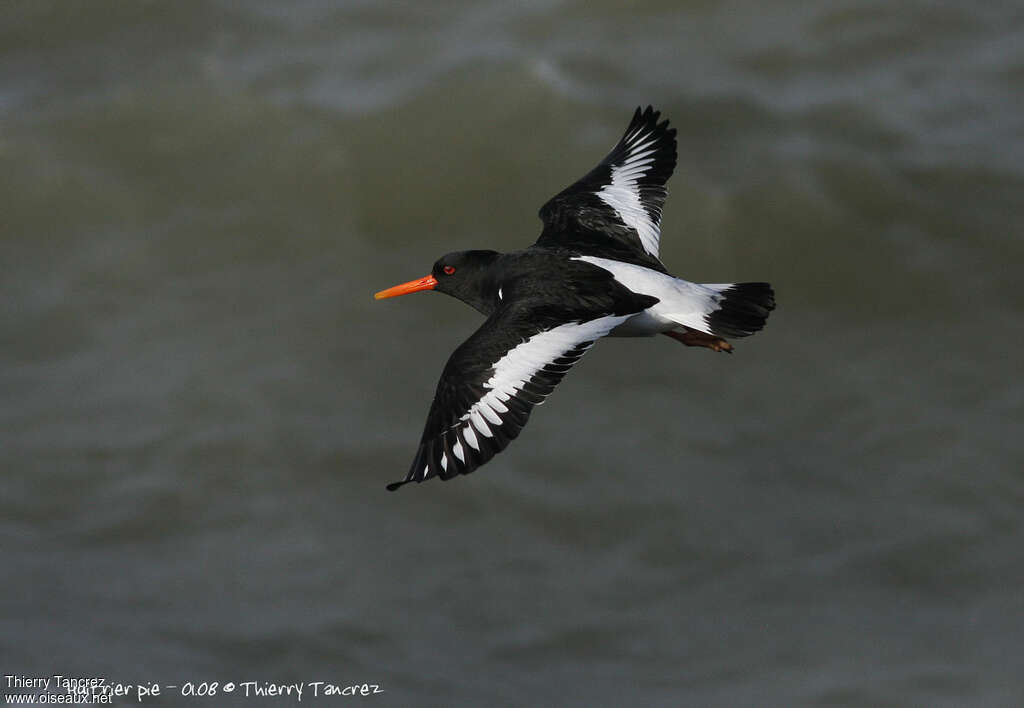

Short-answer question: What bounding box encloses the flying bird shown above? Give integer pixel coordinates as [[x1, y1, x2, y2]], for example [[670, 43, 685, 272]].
[[375, 106, 775, 491]]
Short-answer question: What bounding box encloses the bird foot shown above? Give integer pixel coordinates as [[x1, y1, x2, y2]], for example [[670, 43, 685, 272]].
[[664, 328, 733, 353]]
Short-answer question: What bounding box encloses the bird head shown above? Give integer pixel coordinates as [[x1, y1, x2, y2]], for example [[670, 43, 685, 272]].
[[375, 250, 501, 314]]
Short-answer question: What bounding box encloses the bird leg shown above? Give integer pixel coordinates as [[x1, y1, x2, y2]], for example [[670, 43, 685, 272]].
[[663, 327, 733, 353]]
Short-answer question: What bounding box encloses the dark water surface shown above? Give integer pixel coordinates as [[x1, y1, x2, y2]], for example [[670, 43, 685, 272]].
[[3, 1, 1023, 706]]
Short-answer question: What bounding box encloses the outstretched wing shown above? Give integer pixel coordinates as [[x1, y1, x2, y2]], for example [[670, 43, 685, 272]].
[[536, 105, 677, 270], [386, 310, 631, 491]]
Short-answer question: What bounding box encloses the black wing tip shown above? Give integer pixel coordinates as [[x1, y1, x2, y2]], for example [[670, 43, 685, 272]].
[[386, 472, 419, 491], [635, 104, 658, 120], [385, 455, 478, 491], [631, 105, 675, 136], [537, 103, 678, 229], [621, 105, 677, 177]]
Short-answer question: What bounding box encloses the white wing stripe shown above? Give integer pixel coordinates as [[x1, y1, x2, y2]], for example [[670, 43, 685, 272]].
[[470, 410, 493, 438], [593, 123, 667, 257], [479, 401, 503, 425], [440, 315, 631, 470], [463, 424, 480, 451], [598, 174, 660, 258]]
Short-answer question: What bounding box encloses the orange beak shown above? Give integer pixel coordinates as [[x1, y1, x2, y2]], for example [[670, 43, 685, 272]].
[[374, 274, 438, 299]]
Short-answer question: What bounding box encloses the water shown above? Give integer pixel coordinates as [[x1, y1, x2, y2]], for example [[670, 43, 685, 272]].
[[3, 1, 1023, 705]]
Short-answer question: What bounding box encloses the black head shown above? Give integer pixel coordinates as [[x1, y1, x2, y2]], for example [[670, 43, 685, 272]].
[[430, 250, 500, 308], [375, 249, 501, 315]]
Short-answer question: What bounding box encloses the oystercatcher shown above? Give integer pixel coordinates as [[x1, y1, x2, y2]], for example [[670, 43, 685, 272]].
[[376, 106, 775, 491]]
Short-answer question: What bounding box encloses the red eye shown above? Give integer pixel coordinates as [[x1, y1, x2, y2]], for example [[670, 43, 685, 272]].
[[443, 265, 456, 275]]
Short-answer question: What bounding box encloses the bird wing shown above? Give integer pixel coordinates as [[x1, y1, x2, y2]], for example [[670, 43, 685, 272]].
[[386, 308, 632, 490], [535, 105, 677, 271]]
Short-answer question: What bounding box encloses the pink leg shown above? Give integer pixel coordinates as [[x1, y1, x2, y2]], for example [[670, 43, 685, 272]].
[[663, 328, 733, 353]]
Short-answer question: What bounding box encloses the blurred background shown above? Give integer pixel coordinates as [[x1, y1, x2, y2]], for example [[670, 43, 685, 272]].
[[3, 1, 1023, 706]]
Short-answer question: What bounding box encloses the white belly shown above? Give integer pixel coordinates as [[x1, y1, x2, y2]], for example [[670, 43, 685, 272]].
[[608, 310, 676, 337], [575, 256, 724, 336]]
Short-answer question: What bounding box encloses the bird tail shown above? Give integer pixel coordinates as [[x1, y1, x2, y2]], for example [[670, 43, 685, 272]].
[[703, 282, 776, 338]]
